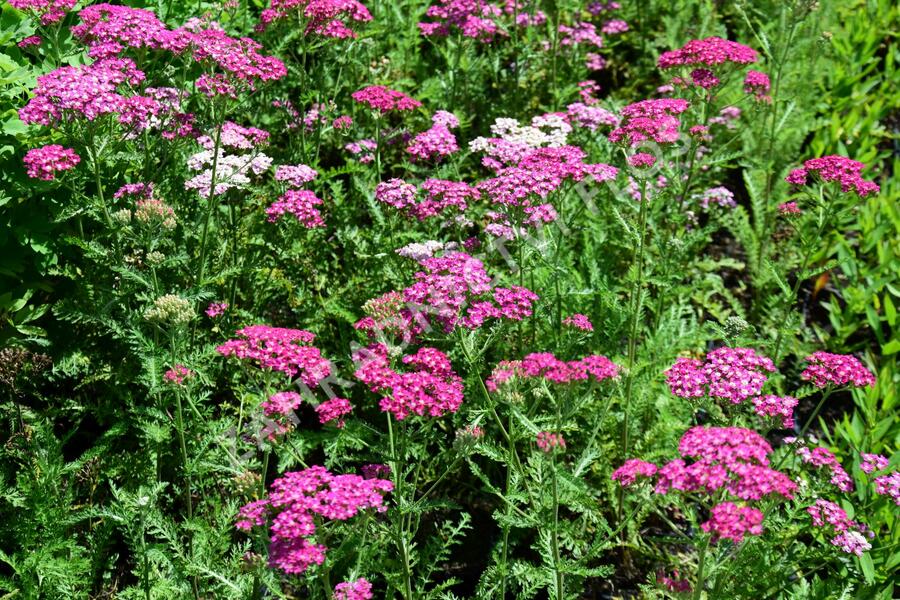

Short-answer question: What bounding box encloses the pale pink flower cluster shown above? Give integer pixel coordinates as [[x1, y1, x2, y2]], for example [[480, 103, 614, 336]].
[[354, 344, 464, 421], [418, 0, 544, 41], [275, 164, 318, 188], [536, 431, 566, 453], [566, 102, 618, 131], [375, 178, 478, 221], [236, 466, 392, 574], [316, 397, 353, 427], [800, 352, 876, 388], [797, 446, 853, 492], [874, 472, 899, 506], [786, 156, 880, 197], [216, 325, 332, 384], [163, 364, 193, 385], [23, 145, 80, 180], [486, 352, 619, 391], [206, 302, 229, 318], [558, 21, 603, 48], [860, 453, 889, 474], [262, 391, 303, 417], [665, 347, 776, 404], [807, 499, 872, 556]]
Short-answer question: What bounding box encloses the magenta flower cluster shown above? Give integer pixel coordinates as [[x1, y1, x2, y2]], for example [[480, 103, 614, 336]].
[[752, 394, 798, 428], [23, 145, 80, 181], [486, 352, 619, 391], [333, 578, 374, 600], [10, 0, 76, 25], [807, 499, 872, 556], [236, 466, 392, 574], [797, 446, 853, 492], [267, 190, 326, 228], [352, 86, 422, 113], [216, 326, 331, 385], [665, 347, 776, 404], [259, 0, 373, 39], [316, 397, 354, 427], [608, 98, 690, 146], [562, 313, 593, 331], [163, 364, 193, 385], [375, 178, 478, 221], [800, 352, 876, 388], [701, 502, 763, 542], [354, 344, 464, 421], [657, 37, 758, 69], [407, 112, 460, 161], [786, 156, 880, 197], [262, 391, 304, 417], [536, 431, 566, 453]]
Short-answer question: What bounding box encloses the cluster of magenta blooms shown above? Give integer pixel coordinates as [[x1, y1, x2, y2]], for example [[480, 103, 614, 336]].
[[14, 0, 890, 593], [613, 347, 891, 558]]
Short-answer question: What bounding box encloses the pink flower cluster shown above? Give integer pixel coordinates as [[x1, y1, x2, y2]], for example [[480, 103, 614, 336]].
[[333, 578, 374, 600], [566, 102, 618, 131], [797, 446, 853, 492], [262, 391, 303, 417], [558, 21, 603, 48], [259, 0, 373, 39], [743, 70, 771, 101], [407, 112, 460, 161], [316, 397, 353, 427], [779, 201, 801, 215], [206, 302, 229, 318], [216, 326, 331, 384], [608, 98, 690, 146], [800, 352, 876, 388], [486, 352, 619, 391], [375, 178, 478, 221], [562, 313, 593, 331], [807, 499, 872, 556], [615, 426, 797, 504], [786, 156, 880, 197], [18, 35, 42, 48], [163, 364, 193, 385], [267, 190, 326, 228], [601, 19, 628, 34], [399, 252, 538, 332], [701, 502, 763, 542], [611, 459, 658, 486], [23, 145, 80, 181], [665, 347, 776, 404], [419, 0, 543, 41], [275, 164, 318, 188], [236, 466, 392, 574], [354, 344, 464, 421], [536, 431, 566, 453], [10, 0, 76, 25], [71, 5, 286, 83], [860, 453, 889, 474], [874, 472, 899, 506], [352, 86, 422, 113], [658, 37, 758, 69], [752, 394, 798, 428]]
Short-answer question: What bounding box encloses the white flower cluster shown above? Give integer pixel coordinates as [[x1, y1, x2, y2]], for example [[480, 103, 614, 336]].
[[185, 149, 272, 197]]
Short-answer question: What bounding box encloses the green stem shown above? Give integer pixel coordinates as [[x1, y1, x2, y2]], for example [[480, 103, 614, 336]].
[[692, 535, 711, 600]]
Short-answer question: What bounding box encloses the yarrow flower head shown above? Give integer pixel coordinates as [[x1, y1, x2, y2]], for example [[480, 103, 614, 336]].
[[752, 395, 798, 428], [266, 190, 325, 228], [743, 70, 771, 101], [236, 466, 392, 574], [696, 186, 736, 210], [316, 397, 353, 427], [262, 391, 303, 417], [608, 98, 690, 146], [536, 431, 566, 453], [216, 326, 331, 384], [701, 502, 763, 542], [628, 152, 656, 168], [797, 446, 853, 492], [778, 201, 801, 215], [354, 344, 464, 421], [164, 364, 193, 385], [23, 145, 80, 181], [874, 472, 900, 506], [333, 578, 373, 600], [258, 0, 373, 39], [860, 453, 889, 474], [785, 156, 880, 197], [486, 352, 619, 391], [801, 352, 875, 388], [206, 302, 229, 318], [612, 459, 658, 486], [10, 0, 76, 25], [665, 347, 776, 404], [352, 86, 422, 113], [562, 313, 593, 331], [658, 37, 758, 70], [275, 164, 318, 188], [807, 499, 872, 556]]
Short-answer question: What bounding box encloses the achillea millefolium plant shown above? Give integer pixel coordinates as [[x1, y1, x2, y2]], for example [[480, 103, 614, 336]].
[[1, 0, 898, 598]]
